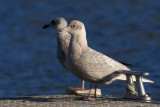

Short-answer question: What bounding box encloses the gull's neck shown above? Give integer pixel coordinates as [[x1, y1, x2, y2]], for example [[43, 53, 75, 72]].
[[68, 28, 89, 61], [76, 29, 88, 52]]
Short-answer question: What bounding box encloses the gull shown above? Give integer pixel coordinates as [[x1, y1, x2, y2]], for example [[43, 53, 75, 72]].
[[42, 17, 85, 90], [63, 20, 154, 100], [42, 17, 133, 93]]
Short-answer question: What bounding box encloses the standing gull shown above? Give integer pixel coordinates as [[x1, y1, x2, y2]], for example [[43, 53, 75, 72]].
[[42, 18, 85, 90], [63, 20, 153, 100]]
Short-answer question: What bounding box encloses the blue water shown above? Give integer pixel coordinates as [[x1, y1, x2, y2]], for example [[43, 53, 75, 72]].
[[0, 0, 160, 101]]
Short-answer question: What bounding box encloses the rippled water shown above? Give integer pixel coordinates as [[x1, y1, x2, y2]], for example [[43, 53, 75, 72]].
[[0, 0, 160, 101]]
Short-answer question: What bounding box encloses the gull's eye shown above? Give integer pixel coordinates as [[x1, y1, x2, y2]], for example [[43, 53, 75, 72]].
[[71, 25, 76, 28]]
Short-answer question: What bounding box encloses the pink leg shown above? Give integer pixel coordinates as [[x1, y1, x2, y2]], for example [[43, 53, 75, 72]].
[[94, 83, 97, 99], [81, 80, 85, 90], [84, 82, 95, 101]]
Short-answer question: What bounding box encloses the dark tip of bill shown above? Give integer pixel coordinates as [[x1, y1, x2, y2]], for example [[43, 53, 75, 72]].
[[42, 24, 50, 29]]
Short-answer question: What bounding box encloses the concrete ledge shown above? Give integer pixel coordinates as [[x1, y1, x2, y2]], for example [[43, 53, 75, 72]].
[[0, 95, 159, 107]]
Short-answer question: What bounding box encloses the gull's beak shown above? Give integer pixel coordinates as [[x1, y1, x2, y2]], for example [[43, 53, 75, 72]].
[[42, 24, 50, 29]]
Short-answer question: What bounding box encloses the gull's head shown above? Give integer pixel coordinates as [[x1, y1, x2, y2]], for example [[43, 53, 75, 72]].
[[42, 17, 67, 30], [63, 20, 85, 36]]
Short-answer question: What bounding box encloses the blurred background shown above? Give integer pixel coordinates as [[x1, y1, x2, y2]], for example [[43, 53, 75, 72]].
[[0, 0, 160, 101]]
